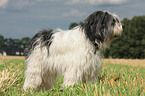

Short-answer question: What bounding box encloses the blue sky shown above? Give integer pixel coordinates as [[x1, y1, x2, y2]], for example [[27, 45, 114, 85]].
[[0, 0, 145, 39]]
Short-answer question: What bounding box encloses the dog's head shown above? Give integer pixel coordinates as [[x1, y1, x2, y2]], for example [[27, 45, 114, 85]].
[[81, 11, 123, 50]]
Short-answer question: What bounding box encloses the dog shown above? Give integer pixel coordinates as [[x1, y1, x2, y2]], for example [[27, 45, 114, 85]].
[[23, 11, 123, 91]]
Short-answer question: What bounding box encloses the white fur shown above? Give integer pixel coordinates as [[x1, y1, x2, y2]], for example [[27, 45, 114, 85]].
[[23, 27, 103, 91]]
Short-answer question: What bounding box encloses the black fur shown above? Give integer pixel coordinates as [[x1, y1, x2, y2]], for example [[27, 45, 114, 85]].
[[24, 29, 53, 59], [81, 11, 116, 49]]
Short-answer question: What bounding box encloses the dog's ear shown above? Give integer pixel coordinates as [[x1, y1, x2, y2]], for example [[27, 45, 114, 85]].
[[81, 11, 115, 49]]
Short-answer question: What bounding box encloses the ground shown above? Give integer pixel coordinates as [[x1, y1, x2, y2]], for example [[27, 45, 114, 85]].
[[0, 56, 145, 96]]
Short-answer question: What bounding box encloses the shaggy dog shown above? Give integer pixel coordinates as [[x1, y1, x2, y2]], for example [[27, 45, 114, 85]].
[[23, 11, 123, 91]]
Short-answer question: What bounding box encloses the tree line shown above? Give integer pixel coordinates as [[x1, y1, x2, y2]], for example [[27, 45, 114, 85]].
[[0, 15, 145, 58], [108, 16, 145, 59], [0, 36, 30, 55]]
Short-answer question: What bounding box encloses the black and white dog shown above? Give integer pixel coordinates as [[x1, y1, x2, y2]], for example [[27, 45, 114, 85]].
[[23, 11, 123, 91]]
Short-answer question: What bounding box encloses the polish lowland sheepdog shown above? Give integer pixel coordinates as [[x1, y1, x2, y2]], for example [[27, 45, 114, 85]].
[[23, 11, 123, 91]]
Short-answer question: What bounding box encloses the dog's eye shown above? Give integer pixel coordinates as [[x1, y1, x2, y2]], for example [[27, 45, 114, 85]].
[[112, 35, 118, 39], [114, 35, 118, 38]]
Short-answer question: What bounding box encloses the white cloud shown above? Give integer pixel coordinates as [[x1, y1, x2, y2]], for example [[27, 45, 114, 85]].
[[0, 0, 9, 8], [14, 1, 33, 9], [10, 0, 47, 9], [2, 0, 48, 9], [102, 0, 127, 4], [36, 0, 47, 2], [66, 0, 128, 5], [63, 9, 87, 17]]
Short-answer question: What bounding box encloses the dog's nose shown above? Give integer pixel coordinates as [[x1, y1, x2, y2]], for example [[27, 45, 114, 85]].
[[122, 25, 125, 29]]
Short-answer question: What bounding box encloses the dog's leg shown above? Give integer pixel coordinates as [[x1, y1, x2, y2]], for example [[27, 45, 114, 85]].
[[85, 65, 102, 83], [23, 47, 48, 91], [40, 70, 57, 90], [62, 69, 82, 88]]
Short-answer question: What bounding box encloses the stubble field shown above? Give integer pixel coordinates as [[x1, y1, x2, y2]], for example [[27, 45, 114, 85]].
[[0, 56, 145, 96]]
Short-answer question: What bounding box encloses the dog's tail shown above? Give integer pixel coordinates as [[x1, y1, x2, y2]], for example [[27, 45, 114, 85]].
[[24, 29, 53, 59]]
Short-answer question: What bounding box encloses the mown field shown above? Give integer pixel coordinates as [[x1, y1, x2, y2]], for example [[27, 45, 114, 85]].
[[0, 56, 145, 96]]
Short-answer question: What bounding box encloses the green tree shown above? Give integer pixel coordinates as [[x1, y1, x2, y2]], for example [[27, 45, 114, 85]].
[[21, 37, 30, 49], [0, 34, 4, 49], [69, 22, 79, 30], [69, 22, 83, 30]]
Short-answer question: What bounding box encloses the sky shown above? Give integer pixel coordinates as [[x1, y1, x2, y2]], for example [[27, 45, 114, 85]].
[[0, 0, 145, 39]]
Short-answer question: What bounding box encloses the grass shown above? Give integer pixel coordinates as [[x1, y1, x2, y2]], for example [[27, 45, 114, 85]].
[[0, 56, 145, 96]]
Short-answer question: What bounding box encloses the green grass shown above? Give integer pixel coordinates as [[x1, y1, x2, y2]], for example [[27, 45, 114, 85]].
[[0, 58, 145, 96]]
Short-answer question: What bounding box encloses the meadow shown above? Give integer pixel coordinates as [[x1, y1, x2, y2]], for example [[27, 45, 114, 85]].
[[0, 56, 145, 96]]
